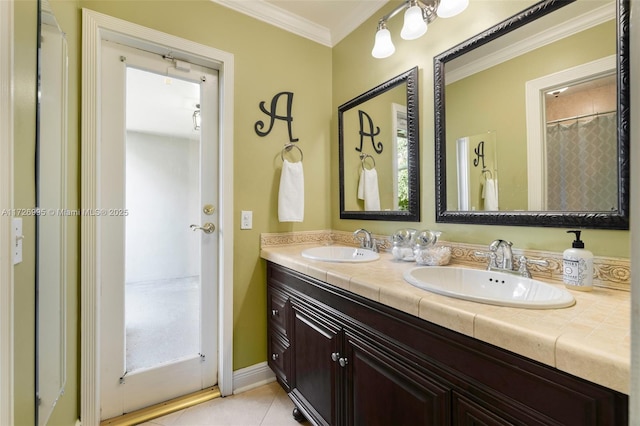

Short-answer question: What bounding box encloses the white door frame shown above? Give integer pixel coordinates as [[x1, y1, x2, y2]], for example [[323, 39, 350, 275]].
[[81, 9, 234, 425], [0, 0, 14, 424]]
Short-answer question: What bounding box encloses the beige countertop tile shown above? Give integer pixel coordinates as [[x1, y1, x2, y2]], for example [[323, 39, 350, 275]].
[[260, 243, 630, 394]]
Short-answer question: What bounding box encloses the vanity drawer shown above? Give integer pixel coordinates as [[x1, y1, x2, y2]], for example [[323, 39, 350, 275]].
[[268, 287, 289, 338], [268, 332, 291, 391]]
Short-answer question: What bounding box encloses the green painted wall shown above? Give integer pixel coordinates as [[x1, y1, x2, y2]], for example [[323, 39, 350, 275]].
[[15, 0, 332, 424], [331, 0, 629, 257], [12, 0, 631, 424], [13, 1, 37, 424]]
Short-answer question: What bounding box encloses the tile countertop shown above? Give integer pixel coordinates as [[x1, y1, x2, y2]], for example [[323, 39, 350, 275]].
[[260, 243, 631, 395]]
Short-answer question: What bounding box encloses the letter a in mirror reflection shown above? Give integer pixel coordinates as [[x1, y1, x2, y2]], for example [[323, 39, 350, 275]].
[[356, 109, 383, 154]]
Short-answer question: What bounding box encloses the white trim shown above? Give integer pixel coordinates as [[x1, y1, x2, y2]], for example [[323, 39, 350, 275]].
[[524, 55, 615, 210], [456, 137, 470, 211], [0, 0, 14, 424], [446, 3, 614, 84], [210, 0, 385, 47], [81, 9, 234, 425], [232, 362, 276, 395], [391, 103, 406, 210]]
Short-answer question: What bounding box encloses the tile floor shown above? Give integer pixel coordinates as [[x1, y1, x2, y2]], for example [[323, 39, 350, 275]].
[[140, 381, 309, 426]]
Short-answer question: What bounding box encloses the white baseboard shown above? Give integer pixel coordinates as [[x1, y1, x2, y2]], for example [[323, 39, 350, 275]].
[[232, 362, 276, 395]]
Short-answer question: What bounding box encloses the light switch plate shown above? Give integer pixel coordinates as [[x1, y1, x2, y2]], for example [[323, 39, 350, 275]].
[[12, 218, 22, 264], [241, 211, 252, 230]]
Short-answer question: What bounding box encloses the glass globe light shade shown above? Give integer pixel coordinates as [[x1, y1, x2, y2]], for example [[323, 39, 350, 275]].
[[371, 28, 395, 58], [437, 0, 469, 18], [400, 5, 428, 40]]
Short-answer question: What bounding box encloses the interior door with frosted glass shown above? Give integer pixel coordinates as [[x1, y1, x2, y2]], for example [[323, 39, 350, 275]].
[[99, 40, 219, 419]]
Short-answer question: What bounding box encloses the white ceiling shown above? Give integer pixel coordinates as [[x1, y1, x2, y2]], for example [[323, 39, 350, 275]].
[[211, 0, 390, 46]]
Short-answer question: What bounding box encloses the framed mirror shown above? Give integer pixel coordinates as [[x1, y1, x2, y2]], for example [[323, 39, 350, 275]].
[[36, 0, 68, 423], [339, 66, 420, 221], [434, 0, 629, 229]]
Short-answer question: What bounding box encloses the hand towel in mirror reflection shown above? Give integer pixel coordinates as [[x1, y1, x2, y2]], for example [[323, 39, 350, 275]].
[[358, 168, 381, 211], [483, 178, 499, 211]]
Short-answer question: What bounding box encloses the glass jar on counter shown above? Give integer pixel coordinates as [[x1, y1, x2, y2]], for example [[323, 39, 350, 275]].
[[391, 228, 417, 261], [413, 231, 451, 266]]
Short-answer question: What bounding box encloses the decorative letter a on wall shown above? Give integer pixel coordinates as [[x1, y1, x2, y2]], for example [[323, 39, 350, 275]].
[[255, 91, 299, 142]]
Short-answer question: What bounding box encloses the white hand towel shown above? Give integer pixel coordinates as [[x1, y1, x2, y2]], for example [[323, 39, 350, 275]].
[[358, 168, 381, 211], [482, 178, 499, 211], [357, 169, 365, 200], [278, 160, 304, 222]]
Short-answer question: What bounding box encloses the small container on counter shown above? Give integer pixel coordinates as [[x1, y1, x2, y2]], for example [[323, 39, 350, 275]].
[[563, 230, 593, 291], [413, 231, 451, 266], [391, 228, 417, 261]]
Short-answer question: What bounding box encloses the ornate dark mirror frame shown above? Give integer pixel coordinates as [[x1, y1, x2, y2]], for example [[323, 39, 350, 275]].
[[434, 0, 630, 229], [339, 66, 420, 221]]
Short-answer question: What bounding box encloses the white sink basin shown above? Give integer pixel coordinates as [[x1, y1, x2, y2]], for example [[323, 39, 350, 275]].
[[403, 266, 575, 309], [301, 246, 380, 263]]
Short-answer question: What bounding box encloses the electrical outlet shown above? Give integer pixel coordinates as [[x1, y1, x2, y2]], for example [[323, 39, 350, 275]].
[[241, 211, 253, 230]]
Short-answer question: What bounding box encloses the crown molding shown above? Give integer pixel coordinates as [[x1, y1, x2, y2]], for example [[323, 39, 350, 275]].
[[446, 2, 615, 84], [211, 0, 387, 47]]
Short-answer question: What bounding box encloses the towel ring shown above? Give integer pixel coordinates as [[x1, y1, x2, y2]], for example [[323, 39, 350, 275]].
[[482, 169, 493, 179], [360, 153, 376, 170], [281, 143, 303, 162]]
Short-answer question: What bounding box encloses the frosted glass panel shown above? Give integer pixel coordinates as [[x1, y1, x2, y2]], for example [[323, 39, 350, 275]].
[[124, 68, 201, 372]]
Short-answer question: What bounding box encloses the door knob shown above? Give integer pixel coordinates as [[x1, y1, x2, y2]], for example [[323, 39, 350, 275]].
[[190, 223, 215, 234]]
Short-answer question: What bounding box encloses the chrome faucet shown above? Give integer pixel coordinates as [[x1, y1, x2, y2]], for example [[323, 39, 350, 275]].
[[353, 228, 379, 252], [488, 239, 513, 271], [478, 239, 548, 277]]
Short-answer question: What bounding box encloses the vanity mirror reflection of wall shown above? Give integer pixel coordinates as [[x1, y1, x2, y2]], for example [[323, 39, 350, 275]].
[[455, 131, 498, 212], [435, 0, 629, 229], [339, 66, 420, 221], [37, 0, 68, 424]]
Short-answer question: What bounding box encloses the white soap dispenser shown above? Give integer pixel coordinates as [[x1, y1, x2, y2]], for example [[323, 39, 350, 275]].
[[563, 230, 593, 291]]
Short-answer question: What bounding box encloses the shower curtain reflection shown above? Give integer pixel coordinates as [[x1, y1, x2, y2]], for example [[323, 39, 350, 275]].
[[546, 112, 617, 211]]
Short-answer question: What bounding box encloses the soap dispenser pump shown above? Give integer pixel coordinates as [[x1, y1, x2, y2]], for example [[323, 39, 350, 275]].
[[563, 230, 593, 291]]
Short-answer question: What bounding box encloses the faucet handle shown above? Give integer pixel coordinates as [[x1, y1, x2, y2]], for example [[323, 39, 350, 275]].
[[475, 250, 490, 258], [517, 255, 549, 278], [475, 251, 499, 270]]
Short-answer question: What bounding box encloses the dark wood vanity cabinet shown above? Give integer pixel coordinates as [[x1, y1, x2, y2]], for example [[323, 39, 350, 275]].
[[266, 262, 628, 426]]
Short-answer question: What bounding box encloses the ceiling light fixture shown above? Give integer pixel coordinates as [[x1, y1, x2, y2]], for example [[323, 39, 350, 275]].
[[372, 0, 469, 59], [546, 87, 569, 97]]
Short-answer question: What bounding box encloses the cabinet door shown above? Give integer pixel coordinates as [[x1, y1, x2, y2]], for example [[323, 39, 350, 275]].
[[290, 301, 342, 426], [267, 332, 291, 391], [268, 286, 289, 338], [343, 330, 451, 426], [452, 391, 519, 426]]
